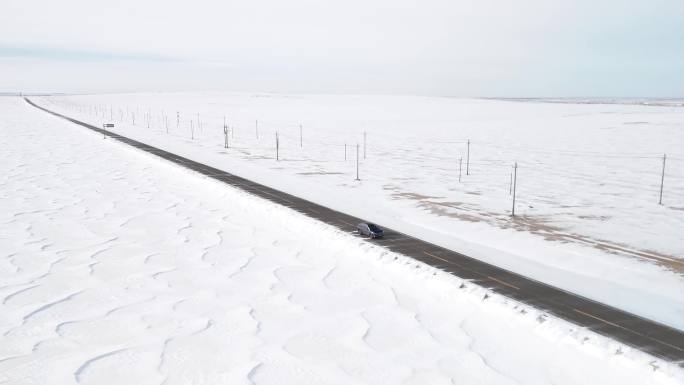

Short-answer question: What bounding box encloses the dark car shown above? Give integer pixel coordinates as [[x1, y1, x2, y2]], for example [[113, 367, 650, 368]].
[[357, 222, 384, 238]]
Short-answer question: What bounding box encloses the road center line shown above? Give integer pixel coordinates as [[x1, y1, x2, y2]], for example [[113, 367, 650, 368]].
[[574, 308, 628, 330], [573, 309, 684, 352], [423, 251, 452, 264], [487, 275, 520, 290]]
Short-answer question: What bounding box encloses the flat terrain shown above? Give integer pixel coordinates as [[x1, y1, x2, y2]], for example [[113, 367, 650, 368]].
[[26, 98, 684, 365], [36, 93, 684, 329], [1, 98, 682, 383]]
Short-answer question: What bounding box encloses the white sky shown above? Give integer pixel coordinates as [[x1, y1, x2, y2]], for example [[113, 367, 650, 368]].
[[1, 0, 683, 96]]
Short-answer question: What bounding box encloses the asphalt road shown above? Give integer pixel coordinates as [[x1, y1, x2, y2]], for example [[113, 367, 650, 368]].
[[25, 98, 684, 366]]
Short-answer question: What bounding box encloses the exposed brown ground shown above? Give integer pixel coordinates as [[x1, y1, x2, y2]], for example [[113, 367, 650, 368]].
[[297, 171, 344, 176], [389, 189, 684, 275]]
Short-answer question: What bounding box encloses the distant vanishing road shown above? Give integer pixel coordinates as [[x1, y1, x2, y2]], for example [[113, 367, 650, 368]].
[[25, 98, 684, 367]]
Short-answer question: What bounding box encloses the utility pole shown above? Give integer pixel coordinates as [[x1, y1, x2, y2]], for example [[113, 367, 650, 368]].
[[191, 120, 194, 140], [459, 157, 462, 182], [176, 111, 179, 129], [509, 172, 513, 195], [255, 120, 259, 139], [355, 143, 360, 181], [511, 162, 518, 216], [659, 153, 667, 205], [344, 143, 347, 161], [299, 124, 303, 148], [223, 117, 229, 149], [276, 131, 279, 161], [466, 139, 470, 175]]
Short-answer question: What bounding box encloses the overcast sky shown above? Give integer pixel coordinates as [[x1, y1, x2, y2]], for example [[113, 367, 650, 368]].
[[1, 0, 683, 96]]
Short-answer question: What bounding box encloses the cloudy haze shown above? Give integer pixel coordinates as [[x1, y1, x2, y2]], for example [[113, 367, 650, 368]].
[[1, 0, 683, 96]]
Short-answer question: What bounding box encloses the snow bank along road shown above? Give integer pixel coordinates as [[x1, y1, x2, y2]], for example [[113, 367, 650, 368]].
[[24, 98, 684, 366]]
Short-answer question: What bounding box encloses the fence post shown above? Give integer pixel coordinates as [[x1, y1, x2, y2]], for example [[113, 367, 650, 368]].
[[459, 157, 462, 182]]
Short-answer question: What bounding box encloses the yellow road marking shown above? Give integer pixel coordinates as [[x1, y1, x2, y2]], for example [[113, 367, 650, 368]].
[[423, 251, 452, 264], [573, 309, 684, 352], [487, 276, 520, 290], [573, 308, 628, 330]]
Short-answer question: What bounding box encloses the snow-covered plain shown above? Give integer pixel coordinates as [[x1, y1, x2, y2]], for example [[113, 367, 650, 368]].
[[35, 93, 684, 330], [1, 97, 682, 384]]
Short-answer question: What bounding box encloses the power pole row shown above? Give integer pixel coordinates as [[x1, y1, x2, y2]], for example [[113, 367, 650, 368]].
[[86, 106, 671, 214]]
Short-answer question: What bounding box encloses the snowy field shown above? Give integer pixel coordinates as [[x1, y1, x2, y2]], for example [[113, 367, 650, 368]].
[[3, 97, 682, 384], [34, 93, 684, 330]]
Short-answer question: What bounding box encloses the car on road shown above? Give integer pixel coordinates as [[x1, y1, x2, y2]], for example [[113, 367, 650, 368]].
[[357, 222, 384, 238]]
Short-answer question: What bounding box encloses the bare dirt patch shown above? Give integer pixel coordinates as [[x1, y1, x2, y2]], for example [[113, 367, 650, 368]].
[[391, 192, 444, 200], [297, 172, 344, 176], [390, 190, 684, 274]]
